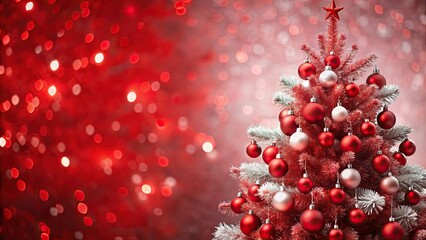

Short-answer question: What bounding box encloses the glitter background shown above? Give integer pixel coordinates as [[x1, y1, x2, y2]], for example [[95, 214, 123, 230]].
[[1, 0, 425, 239]]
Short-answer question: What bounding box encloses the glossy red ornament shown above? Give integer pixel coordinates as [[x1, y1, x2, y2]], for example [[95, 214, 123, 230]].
[[318, 128, 335, 147], [240, 210, 262, 236], [246, 140, 262, 158], [247, 181, 262, 202], [372, 151, 390, 174], [268, 154, 289, 178], [259, 219, 276, 240], [382, 221, 404, 240], [329, 185, 346, 205], [301, 97, 325, 124], [392, 152, 407, 166], [280, 110, 298, 136], [298, 60, 316, 80], [345, 82, 360, 98], [399, 138, 416, 156], [340, 133, 361, 153], [329, 226, 344, 240], [300, 206, 325, 232], [278, 108, 289, 121], [377, 106, 396, 129], [262, 143, 278, 164], [360, 119, 376, 137], [349, 207, 366, 225], [231, 192, 247, 214], [297, 173, 314, 193], [324, 52, 340, 69], [405, 187, 421, 205], [366, 66, 386, 89]]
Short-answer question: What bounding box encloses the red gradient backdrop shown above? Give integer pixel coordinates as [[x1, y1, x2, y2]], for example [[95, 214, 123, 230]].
[[1, 0, 425, 239]]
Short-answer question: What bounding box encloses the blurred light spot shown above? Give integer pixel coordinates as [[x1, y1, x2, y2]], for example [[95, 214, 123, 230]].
[[106, 212, 117, 223], [39, 190, 49, 201], [41, 233, 49, 240], [49, 207, 58, 217], [151, 81, 160, 91], [72, 84, 81, 95], [25, 158, 34, 169], [77, 203, 88, 214], [85, 33, 94, 43], [202, 141, 214, 153], [113, 149, 122, 159], [243, 105, 253, 115], [11, 95, 20, 105], [48, 86, 57, 96], [251, 65, 262, 75], [141, 184, 152, 194], [132, 174, 142, 184], [161, 186, 172, 197], [235, 50, 248, 63], [127, 91, 136, 102], [186, 144, 195, 154], [25, 2, 34, 11], [94, 52, 104, 63], [50, 60, 59, 71], [147, 103, 157, 113], [74, 231, 84, 240], [153, 208, 163, 216], [83, 216, 93, 226], [111, 121, 120, 131], [160, 72, 170, 82], [156, 119, 166, 128], [74, 190, 85, 201], [158, 156, 169, 167], [0, 137, 6, 147], [17, 180, 26, 191], [374, 5, 383, 14], [10, 167, 19, 178], [100, 40, 110, 50], [134, 103, 142, 113], [56, 204, 64, 214], [61, 156, 70, 167], [57, 142, 66, 152], [85, 124, 95, 135], [129, 53, 139, 64], [289, 25, 300, 35]]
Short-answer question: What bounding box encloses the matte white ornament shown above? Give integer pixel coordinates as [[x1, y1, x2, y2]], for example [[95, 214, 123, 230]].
[[332, 101, 349, 122], [271, 187, 294, 212], [289, 128, 309, 151], [340, 164, 361, 189], [319, 66, 338, 88], [380, 172, 400, 195]]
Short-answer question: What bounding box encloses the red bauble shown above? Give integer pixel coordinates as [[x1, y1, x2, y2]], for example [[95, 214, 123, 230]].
[[318, 128, 335, 147], [297, 174, 314, 193], [382, 221, 404, 240], [340, 134, 362, 153], [366, 67, 386, 89], [231, 193, 247, 214], [345, 82, 360, 98], [300, 208, 325, 232], [329, 228, 344, 240], [246, 140, 262, 158], [298, 61, 316, 80], [329, 187, 346, 205], [301, 98, 325, 123], [262, 144, 278, 164], [348, 208, 366, 225], [268, 155, 289, 178], [280, 111, 298, 136], [399, 138, 416, 156], [377, 107, 396, 129], [392, 152, 407, 166], [259, 221, 276, 240], [324, 53, 341, 69], [405, 188, 421, 205], [372, 153, 390, 174], [278, 108, 289, 121], [360, 119, 376, 137], [240, 211, 262, 235], [247, 182, 262, 202]]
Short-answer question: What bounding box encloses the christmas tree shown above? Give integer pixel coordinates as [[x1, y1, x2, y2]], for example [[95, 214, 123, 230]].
[[214, 1, 426, 239]]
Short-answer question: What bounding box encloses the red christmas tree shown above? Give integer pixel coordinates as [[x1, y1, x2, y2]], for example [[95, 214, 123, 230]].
[[214, 1, 426, 239]]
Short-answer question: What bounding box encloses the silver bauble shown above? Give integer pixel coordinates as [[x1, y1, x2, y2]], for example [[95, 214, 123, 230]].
[[289, 128, 309, 151], [319, 66, 338, 88], [271, 190, 294, 212], [340, 167, 361, 189], [331, 105, 348, 122], [380, 175, 400, 195]]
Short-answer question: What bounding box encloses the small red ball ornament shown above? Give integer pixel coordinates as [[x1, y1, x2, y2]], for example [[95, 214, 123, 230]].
[[329, 182, 346, 205], [297, 173, 314, 194], [231, 192, 247, 214], [405, 187, 421, 205], [329, 224, 344, 240], [298, 60, 316, 80], [382, 220, 404, 240], [372, 151, 390, 174], [301, 97, 325, 123], [360, 119, 376, 137], [377, 106, 396, 129], [240, 210, 262, 236], [278, 108, 289, 121], [348, 206, 366, 225], [340, 132, 361, 153], [247, 181, 262, 202], [345, 82, 360, 98], [268, 154, 289, 178], [324, 52, 341, 69], [246, 140, 262, 158], [300, 204, 325, 233], [262, 143, 278, 164], [259, 219, 276, 240], [399, 138, 416, 156], [366, 66, 387, 89], [280, 109, 298, 136], [318, 127, 335, 147], [392, 152, 407, 166]]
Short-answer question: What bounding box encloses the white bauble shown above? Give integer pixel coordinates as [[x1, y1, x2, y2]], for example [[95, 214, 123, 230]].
[[340, 166, 361, 189], [319, 66, 338, 88], [289, 128, 309, 151], [380, 175, 400, 195], [271, 190, 294, 212], [332, 105, 348, 122]]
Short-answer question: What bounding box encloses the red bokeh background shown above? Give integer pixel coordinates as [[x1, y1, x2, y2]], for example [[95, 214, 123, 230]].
[[1, 0, 425, 239]]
